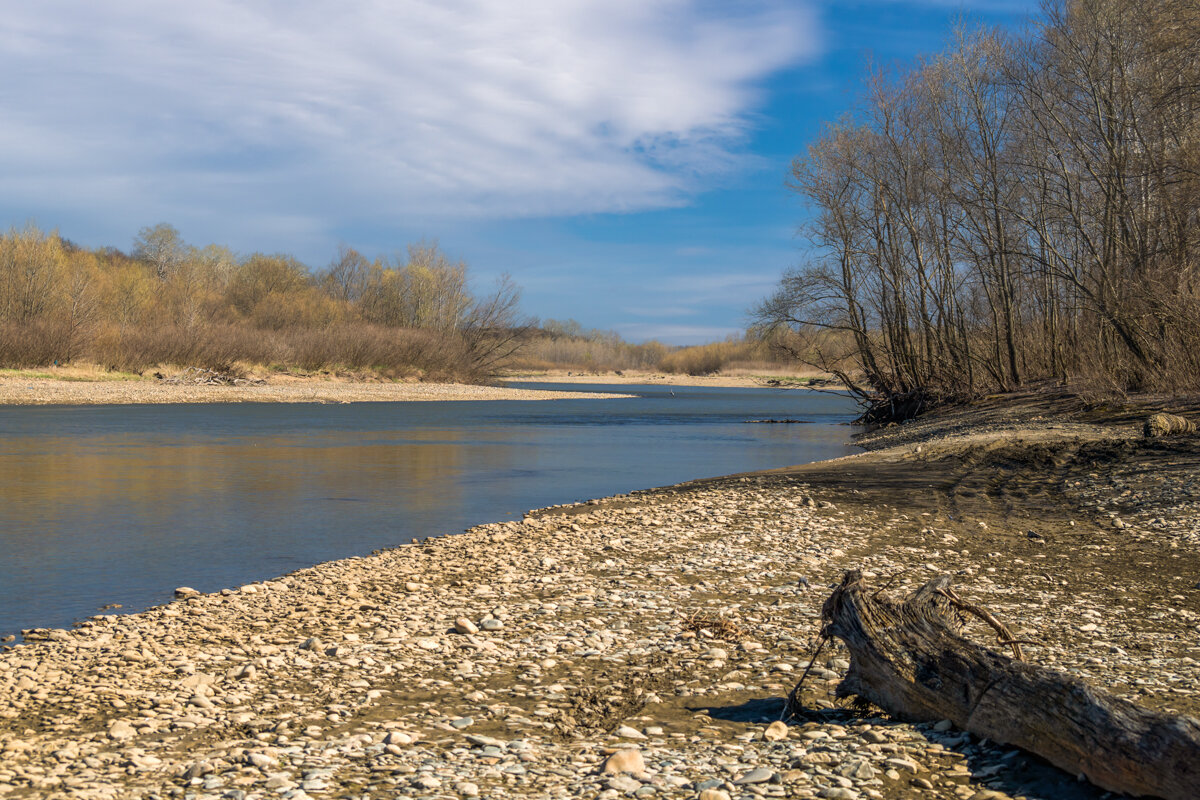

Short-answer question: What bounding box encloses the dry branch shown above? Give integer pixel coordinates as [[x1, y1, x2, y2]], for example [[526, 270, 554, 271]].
[[817, 570, 1200, 800], [681, 612, 745, 641], [164, 367, 264, 387]]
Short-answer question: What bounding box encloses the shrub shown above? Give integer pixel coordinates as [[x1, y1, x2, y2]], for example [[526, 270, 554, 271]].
[[0, 320, 73, 367]]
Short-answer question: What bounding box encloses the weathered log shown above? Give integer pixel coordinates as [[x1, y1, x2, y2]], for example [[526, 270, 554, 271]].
[[817, 570, 1200, 800], [1144, 413, 1195, 437]]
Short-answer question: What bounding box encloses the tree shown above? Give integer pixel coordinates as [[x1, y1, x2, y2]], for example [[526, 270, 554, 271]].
[[460, 273, 532, 374], [758, 0, 1200, 405], [226, 253, 311, 317], [132, 223, 186, 280], [60, 250, 99, 362], [403, 242, 472, 331], [320, 245, 372, 304], [356, 242, 473, 331]]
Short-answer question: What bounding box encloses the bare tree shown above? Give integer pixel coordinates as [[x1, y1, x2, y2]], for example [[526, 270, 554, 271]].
[[132, 223, 186, 280], [460, 273, 532, 375], [320, 245, 372, 304], [758, 0, 1200, 410]]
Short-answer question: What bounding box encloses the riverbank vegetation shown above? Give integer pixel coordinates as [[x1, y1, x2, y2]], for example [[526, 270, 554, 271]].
[[507, 320, 802, 376], [0, 225, 811, 383], [757, 0, 1200, 413], [0, 225, 527, 382]]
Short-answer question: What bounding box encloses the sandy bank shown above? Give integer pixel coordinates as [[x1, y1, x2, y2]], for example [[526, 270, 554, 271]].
[[1, 403, 1198, 799], [0, 374, 633, 405], [507, 371, 842, 390], [0, 365, 843, 404]]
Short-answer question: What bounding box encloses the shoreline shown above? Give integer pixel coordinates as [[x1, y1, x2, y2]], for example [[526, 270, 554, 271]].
[[0, 366, 844, 405], [508, 370, 845, 390], [0, 374, 636, 405], [2, 402, 1198, 799]]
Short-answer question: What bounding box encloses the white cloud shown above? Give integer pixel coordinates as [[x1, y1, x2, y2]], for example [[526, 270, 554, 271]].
[[0, 1, 818, 236], [659, 271, 782, 308]]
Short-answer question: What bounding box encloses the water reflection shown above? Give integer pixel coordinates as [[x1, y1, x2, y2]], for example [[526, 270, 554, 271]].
[[0, 385, 859, 638]]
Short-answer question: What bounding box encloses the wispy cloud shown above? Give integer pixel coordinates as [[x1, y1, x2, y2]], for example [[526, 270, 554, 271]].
[[660, 271, 781, 307], [0, 1, 819, 238], [615, 322, 742, 345], [621, 305, 699, 319]]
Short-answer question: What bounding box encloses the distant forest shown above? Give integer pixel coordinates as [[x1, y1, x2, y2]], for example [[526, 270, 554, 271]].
[[0, 224, 798, 381], [757, 0, 1200, 404]]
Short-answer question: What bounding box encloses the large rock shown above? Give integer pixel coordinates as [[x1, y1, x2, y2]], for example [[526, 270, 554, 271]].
[[763, 720, 789, 741], [606, 775, 641, 793], [734, 768, 775, 784], [601, 749, 645, 774], [615, 725, 647, 740], [107, 720, 136, 741]]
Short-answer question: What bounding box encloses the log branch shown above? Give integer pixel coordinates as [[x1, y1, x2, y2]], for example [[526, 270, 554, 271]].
[[817, 570, 1200, 800], [933, 585, 1026, 660]]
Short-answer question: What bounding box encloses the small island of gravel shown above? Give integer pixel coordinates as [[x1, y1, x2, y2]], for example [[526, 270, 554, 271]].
[[0, 369, 636, 406]]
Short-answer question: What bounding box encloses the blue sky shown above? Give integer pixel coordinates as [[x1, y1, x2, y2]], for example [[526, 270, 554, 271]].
[[0, 1, 1036, 344]]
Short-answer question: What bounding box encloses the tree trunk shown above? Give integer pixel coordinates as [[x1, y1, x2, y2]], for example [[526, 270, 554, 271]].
[[816, 571, 1200, 800]]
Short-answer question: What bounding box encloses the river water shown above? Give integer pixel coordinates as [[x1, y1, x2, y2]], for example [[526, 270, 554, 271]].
[[0, 383, 859, 639]]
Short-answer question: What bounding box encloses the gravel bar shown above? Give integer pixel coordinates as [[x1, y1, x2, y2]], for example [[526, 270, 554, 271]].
[[0, 378, 633, 405]]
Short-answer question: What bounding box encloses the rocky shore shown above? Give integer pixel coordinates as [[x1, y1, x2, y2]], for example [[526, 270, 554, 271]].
[[2, 404, 1199, 800]]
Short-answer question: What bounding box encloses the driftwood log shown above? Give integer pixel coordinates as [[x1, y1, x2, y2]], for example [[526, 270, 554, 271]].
[[813, 571, 1200, 800], [164, 367, 265, 387], [1143, 413, 1196, 437]]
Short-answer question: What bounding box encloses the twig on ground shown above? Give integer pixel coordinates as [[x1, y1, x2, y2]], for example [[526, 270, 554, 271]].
[[784, 632, 829, 720]]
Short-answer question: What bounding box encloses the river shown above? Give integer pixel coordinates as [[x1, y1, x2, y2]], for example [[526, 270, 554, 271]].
[[0, 382, 859, 639]]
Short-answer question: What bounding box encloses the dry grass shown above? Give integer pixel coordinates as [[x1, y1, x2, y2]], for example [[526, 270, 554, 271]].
[[2, 320, 494, 384], [0, 364, 143, 382], [510, 333, 804, 377], [509, 335, 669, 373]]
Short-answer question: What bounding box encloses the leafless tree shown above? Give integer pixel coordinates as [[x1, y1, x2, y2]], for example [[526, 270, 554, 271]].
[[757, 0, 1200, 410]]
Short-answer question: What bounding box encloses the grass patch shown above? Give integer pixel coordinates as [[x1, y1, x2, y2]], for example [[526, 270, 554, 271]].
[[0, 367, 146, 382]]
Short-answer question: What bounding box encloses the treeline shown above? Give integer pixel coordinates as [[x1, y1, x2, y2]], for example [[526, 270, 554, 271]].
[[511, 319, 802, 376], [0, 224, 526, 381], [757, 0, 1200, 406]]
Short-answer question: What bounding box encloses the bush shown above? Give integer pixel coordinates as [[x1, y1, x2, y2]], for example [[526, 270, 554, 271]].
[[90, 323, 280, 374], [656, 339, 783, 376], [0, 320, 73, 367]]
